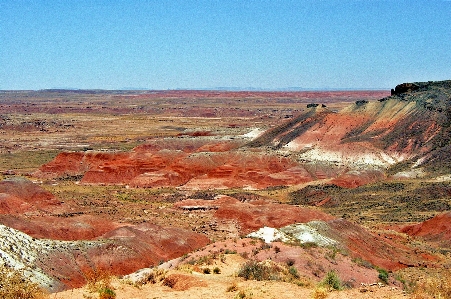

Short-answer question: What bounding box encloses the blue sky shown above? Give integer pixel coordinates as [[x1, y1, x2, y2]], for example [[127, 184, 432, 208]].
[[1, 0, 450, 90]]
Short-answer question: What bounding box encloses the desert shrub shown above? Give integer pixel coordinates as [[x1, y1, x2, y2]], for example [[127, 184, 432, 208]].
[[0, 265, 47, 299], [238, 260, 280, 281], [162, 276, 177, 288], [226, 282, 238, 292], [288, 266, 300, 279], [213, 267, 221, 274], [202, 267, 211, 274], [85, 269, 116, 298], [286, 258, 295, 267], [138, 268, 167, 285], [300, 241, 318, 249], [319, 270, 342, 291], [351, 257, 374, 269], [236, 290, 247, 299], [312, 286, 329, 299], [240, 251, 249, 259], [98, 286, 116, 299], [187, 254, 215, 266], [377, 268, 389, 284], [238, 260, 309, 287]]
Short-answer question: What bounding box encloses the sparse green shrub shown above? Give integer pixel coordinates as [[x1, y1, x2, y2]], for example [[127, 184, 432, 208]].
[[289, 266, 300, 279], [98, 286, 116, 299], [377, 268, 389, 284], [352, 257, 374, 269], [238, 260, 281, 281], [319, 270, 342, 291], [213, 267, 221, 274], [300, 241, 318, 249], [236, 290, 247, 299]]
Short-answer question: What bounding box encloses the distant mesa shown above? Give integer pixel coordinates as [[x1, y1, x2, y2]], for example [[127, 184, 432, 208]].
[[391, 82, 419, 95], [306, 103, 327, 108], [355, 100, 368, 106]]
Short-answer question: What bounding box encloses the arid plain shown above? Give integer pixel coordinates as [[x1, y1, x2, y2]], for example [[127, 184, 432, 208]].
[[1, 84, 451, 299]]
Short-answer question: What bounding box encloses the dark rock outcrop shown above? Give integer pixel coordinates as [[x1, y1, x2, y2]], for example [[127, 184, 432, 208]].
[[391, 82, 419, 95]]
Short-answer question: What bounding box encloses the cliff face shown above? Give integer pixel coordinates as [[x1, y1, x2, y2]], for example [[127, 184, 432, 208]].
[[248, 80, 451, 172]]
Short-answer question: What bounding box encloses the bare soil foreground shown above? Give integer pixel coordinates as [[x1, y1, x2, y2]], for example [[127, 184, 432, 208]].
[[1, 84, 451, 298]]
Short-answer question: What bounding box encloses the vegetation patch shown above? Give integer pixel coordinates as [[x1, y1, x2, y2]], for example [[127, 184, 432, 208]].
[[237, 260, 310, 286], [0, 265, 47, 299], [318, 270, 343, 291]]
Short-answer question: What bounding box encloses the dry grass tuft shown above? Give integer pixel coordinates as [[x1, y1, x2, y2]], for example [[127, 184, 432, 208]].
[[237, 259, 311, 287], [0, 264, 47, 299], [137, 268, 167, 286], [411, 270, 451, 299], [312, 286, 329, 299], [84, 269, 116, 299]]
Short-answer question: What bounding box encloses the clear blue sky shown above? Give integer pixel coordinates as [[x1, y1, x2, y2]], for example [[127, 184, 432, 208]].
[[1, 0, 450, 90]]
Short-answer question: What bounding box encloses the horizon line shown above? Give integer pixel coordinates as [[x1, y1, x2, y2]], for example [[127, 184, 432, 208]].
[[0, 86, 391, 92]]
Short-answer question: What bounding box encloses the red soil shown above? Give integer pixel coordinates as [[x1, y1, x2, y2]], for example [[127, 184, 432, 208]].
[[327, 219, 430, 271], [0, 177, 210, 290], [35, 223, 209, 289], [331, 169, 385, 188], [0, 214, 121, 240], [33, 144, 318, 189], [400, 212, 451, 246], [214, 200, 335, 234], [176, 197, 432, 272], [0, 177, 61, 212]]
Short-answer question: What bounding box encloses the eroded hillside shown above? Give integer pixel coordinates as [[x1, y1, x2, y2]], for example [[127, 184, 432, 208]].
[[1, 85, 451, 298]]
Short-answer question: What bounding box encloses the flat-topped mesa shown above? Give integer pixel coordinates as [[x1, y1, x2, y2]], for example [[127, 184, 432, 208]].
[[391, 82, 420, 95]]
